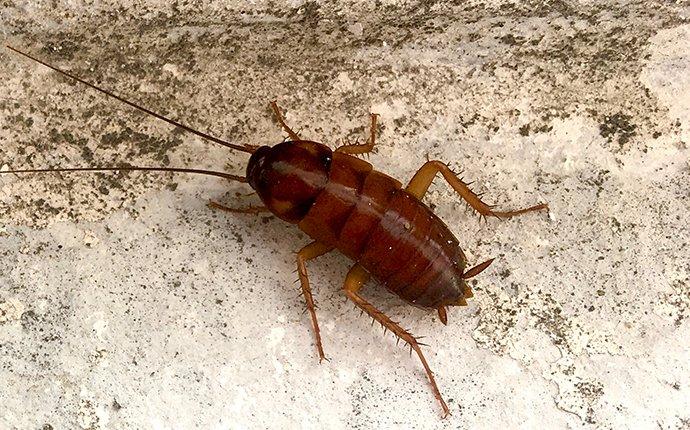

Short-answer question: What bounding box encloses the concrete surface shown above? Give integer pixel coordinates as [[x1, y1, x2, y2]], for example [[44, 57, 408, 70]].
[[1, 1, 689, 429]]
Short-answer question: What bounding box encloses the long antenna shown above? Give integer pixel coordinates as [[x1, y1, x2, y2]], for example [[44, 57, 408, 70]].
[[6, 45, 257, 154], [0, 166, 246, 183]]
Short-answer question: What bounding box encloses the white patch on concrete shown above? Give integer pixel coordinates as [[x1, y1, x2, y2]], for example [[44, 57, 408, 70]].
[[641, 24, 690, 143], [0, 298, 25, 323]]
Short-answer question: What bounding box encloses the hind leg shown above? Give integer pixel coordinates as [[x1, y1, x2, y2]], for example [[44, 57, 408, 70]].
[[343, 264, 451, 418], [336, 113, 378, 155], [270, 101, 301, 141], [406, 160, 548, 220]]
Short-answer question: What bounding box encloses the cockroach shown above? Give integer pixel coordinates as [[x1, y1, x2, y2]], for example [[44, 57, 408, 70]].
[[2, 45, 548, 418]]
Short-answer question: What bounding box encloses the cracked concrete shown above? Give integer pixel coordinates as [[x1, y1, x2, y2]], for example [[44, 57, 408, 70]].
[[1, 1, 689, 428]]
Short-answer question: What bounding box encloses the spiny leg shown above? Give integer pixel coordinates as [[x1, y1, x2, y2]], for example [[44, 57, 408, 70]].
[[208, 201, 270, 215], [336, 113, 378, 155], [270, 101, 301, 141], [297, 242, 334, 362], [343, 264, 451, 418], [406, 160, 548, 219]]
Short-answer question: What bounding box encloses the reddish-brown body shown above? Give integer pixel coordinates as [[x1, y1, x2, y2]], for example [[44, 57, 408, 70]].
[[247, 140, 472, 311], [310, 151, 469, 308], [6, 46, 549, 418]]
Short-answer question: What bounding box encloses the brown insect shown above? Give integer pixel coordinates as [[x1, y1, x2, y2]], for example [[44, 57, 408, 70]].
[[3, 45, 548, 417]]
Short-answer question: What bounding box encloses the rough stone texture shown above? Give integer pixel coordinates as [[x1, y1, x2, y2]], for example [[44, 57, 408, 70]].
[[1, 1, 689, 428]]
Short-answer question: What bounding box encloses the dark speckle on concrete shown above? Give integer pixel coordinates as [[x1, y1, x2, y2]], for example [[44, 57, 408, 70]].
[[600, 112, 637, 146]]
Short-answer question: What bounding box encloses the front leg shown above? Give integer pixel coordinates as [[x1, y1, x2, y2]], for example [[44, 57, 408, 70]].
[[296, 242, 334, 362], [270, 101, 301, 141], [208, 201, 270, 214], [343, 264, 451, 418]]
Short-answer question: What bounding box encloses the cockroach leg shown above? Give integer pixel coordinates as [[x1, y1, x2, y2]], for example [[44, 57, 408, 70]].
[[343, 264, 451, 418], [406, 160, 548, 219], [270, 101, 301, 141], [336, 113, 379, 155], [296, 242, 334, 362], [207, 201, 270, 214]]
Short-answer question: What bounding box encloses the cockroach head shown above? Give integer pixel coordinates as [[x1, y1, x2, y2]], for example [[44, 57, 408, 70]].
[[246, 141, 332, 223]]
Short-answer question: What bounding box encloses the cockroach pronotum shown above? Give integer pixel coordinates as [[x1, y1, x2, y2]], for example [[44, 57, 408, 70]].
[[2, 45, 548, 418]]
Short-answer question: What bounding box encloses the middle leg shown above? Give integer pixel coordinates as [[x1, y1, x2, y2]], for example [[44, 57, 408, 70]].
[[336, 113, 379, 155], [296, 241, 334, 362], [343, 263, 451, 418]]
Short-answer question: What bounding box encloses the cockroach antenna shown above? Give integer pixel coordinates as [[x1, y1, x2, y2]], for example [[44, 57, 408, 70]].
[[5, 45, 257, 155], [0, 166, 246, 182]]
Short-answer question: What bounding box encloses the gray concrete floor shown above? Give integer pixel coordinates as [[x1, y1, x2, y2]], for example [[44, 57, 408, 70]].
[[1, 1, 689, 429]]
